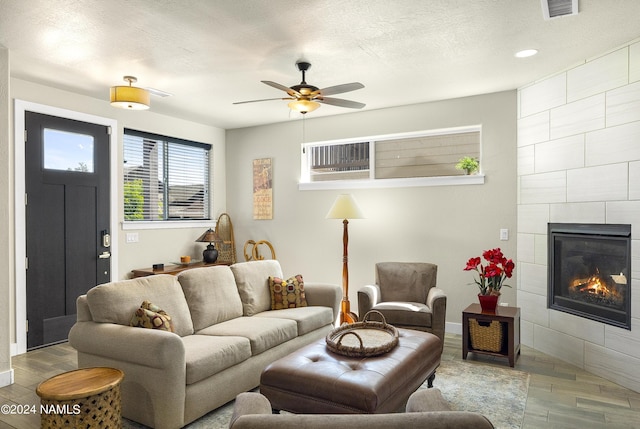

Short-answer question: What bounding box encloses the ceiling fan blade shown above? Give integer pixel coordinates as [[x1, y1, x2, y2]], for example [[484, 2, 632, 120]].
[[317, 97, 365, 109], [262, 80, 300, 97], [314, 82, 364, 96], [233, 97, 292, 105]]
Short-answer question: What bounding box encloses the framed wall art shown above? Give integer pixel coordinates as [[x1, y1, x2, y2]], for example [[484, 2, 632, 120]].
[[252, 158, 272, 219]]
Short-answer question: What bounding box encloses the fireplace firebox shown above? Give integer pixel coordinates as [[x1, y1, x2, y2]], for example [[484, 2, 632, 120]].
[[548, 223, 631, 330]]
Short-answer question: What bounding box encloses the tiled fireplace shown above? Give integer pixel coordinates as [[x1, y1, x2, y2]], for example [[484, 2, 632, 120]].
[[517, 40, 640, 393], [548, 223, 631, 330]]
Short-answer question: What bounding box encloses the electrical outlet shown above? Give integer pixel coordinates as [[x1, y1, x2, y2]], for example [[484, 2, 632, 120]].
[[126, 232, 139, 243], [499, 302, 509, 307], [500, 228, 509, 241]]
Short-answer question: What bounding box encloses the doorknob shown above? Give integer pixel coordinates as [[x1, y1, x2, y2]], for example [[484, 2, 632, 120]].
[[99, 251, 111, 259]]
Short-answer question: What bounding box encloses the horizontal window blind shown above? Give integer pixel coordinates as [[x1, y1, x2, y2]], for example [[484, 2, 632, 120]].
[[123, 129, 210, 221], [308, 142, 370, 182]]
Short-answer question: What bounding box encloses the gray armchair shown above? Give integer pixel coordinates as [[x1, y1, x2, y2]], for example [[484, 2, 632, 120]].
[[229, 389, 494, 429], [358, 262, 447, 348]]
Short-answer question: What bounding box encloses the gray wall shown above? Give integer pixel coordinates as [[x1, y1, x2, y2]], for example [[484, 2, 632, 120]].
[[226, 90, 517, 329]]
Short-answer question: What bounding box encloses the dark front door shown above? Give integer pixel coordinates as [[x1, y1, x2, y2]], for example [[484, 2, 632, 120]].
[[25, 112, 111, 349]]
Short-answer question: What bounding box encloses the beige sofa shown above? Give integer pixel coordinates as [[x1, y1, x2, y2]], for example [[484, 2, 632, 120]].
[[69, 260, 341, 429], [229, 389, 494, 429]]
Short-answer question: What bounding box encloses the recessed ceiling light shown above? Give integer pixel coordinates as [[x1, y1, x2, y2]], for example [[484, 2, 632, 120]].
[[515, 49, 538, 58]]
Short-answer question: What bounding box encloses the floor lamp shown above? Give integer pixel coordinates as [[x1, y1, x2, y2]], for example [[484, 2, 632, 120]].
[[326, 194, 364, 325]]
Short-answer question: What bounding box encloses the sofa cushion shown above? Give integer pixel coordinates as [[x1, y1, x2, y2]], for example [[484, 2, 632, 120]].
[[269, 275, 307, 310], [129, 301, 174, 332], [254, 307, 333, 336], [178, 265, 243, 330], [182, 335, 252, 385], [231, 260, 283, 316], [196, 316, 297, 355], [86, 274, 194, 337]]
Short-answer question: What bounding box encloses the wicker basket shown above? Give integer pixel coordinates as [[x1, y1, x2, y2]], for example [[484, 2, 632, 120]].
[[468, 318, 503, 353], [326, 310, 399, 357]]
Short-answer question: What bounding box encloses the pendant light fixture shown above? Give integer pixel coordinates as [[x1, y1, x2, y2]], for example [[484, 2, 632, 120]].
[[110, 76, 150, 110]]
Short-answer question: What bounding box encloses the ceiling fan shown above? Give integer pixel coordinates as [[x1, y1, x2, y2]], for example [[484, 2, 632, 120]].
[[233, 61, 365, 114]]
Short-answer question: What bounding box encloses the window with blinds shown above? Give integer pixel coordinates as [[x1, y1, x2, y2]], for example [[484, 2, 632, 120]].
[[307, 141, 370, 181], [123, 129, 211, 221], [301, 126, 481, 183]]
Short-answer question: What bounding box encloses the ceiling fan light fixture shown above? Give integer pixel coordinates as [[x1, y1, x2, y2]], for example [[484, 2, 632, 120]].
[[110, 76, 150, 110], [288, 99, 320, 114]]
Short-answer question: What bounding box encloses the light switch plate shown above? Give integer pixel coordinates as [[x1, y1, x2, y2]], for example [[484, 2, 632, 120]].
[[500, 228, 509, 241]]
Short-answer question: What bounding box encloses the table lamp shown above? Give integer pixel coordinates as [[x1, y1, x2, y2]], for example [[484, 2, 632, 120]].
[[326, 194, 364, 325], [196, 228, 221, 263]]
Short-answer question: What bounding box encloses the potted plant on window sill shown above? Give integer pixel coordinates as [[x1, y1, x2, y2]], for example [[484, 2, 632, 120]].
[[455, 156, 479, 175], [464, 248, 514, 312]]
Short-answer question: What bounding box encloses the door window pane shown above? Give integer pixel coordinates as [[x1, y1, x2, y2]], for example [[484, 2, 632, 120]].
[[43, 128, 94, 172]]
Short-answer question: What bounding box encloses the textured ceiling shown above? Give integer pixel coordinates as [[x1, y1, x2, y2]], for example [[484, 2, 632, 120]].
[[1, 0, 639, 129]]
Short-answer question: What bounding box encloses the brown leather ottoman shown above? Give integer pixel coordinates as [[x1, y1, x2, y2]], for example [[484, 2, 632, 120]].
[[260, 328, 441, 414]]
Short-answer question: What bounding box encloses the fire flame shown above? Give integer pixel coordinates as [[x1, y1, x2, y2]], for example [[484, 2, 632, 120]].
[[569, 270, 625, 304], [572, 275, 606, 295]]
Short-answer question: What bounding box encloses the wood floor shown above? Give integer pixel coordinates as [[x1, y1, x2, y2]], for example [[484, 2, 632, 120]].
[[0, 333, 639, 428]]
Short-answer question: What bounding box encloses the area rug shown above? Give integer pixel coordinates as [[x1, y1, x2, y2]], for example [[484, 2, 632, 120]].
[[122, 359, 529, 429], [427, 359, 529, 429]]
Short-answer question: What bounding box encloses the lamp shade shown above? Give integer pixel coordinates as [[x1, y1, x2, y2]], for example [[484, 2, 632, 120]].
[[288, 99, 320, 114], [195, 228, 220, 243], [110, 76, 150, 110], [326, 194, 364, 220]]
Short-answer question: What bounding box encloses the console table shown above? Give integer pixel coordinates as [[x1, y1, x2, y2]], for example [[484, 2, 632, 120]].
[[462, 303, 520, 367], [131, 261, 230, 277]]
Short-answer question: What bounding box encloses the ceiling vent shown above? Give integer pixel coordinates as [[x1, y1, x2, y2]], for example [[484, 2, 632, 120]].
[[541, 0, 578, 20]]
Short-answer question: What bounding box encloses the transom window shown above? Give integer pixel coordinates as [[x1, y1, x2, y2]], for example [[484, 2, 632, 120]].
[[300, 126, 481, 186], [123, 129, 211, 221]]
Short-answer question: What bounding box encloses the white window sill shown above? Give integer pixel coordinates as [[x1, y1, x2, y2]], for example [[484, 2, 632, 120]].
[[298, 174, 485, 191], [121, 220, 215, 230]]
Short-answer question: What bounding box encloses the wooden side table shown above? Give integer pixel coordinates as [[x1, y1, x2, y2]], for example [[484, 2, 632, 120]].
[[462, 303, 520, 367], [36, 367, 124, 429], [131, 260, 231, 277]]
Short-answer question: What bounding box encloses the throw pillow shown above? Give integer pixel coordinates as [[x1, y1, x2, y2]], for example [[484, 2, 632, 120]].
[[129, 300, 174, 332], [269, 275, 308, 310]]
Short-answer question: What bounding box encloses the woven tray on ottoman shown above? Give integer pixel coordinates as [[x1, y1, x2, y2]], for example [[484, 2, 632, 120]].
[[260, 328, 442, 414], [325, 310, 399, 357]]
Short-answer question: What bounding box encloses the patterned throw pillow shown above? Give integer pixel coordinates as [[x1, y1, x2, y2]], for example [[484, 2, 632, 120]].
[[129, 300, 174, 332], [269, 275, 308, 310]]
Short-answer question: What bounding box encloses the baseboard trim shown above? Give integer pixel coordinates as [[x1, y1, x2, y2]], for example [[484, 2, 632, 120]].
[[0, 368, 14, 388], [446, 321, 462, 335]]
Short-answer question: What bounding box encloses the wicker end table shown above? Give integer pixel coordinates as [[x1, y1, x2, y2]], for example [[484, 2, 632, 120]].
[[36, 367, 124, 429], [462, 303, 520, 367]]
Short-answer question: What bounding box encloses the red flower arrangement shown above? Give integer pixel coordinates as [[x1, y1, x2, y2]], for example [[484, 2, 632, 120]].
[[464, 248, 514, 296]]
